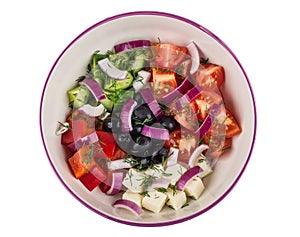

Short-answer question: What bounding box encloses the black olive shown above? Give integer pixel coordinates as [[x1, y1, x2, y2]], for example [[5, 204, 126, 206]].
[[133, 92, 145, 105], [116, 132, 134, 151], [133, 105, 155, 124], [160, 116, 179, 132], [130, 124, 143, 137], [151, 146, 169, 164], [102, 117, 113, 132]]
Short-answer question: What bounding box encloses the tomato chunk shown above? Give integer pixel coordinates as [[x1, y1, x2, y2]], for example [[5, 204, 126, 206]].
[[79, 164, 107, 191], [224, 108, 242, 138], [194, 63, 225, 89], [96, 131, 116, 160]]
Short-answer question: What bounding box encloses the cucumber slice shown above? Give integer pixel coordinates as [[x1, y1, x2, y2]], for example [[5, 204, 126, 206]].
[[104, 72, 134, 92], [100, 97, 114, 111], [67, 85, 90, 109]]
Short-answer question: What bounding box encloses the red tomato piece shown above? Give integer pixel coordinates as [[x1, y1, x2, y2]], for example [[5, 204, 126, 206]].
[[96, 131, 116, 160], [194, 63, 225, 89], [79, 164, 107, 191], [224, 108, 242, 138], [174, 100, 199, 131]]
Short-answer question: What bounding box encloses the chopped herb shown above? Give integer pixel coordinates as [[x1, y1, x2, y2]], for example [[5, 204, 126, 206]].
[[157, 187, 167, 193], [200, 57, 209, 64], [181, 201, 190, 208], [169, 184, 177, 195]]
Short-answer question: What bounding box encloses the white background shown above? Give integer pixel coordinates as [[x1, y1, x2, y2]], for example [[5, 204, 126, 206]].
[[1, 0, 299, 236]]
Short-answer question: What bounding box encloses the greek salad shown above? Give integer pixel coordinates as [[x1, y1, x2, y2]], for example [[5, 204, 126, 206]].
[[57, 39, 241, 215]]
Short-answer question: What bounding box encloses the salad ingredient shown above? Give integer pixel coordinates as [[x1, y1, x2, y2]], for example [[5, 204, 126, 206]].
[[106, 172, 124, 195], [67, 131, 99, 154], [122, 190, 143, 207], [161, 76, 194, 105], [107, 158, 133, 170], [166, 189, 187, 211], [197, 155, 213, 178], [79, 164, 107, 191], [165, 147, 179, 167], [95, 131, 116, 160], [67, 85, 90, 109], [224, 108, 242, 138], [114, 39, 151, 53], [133, 70, 151, 92], [139, 88, 164, 120], [194, 111, 214, 138], [160, 116, 179, 133], [194, 63, 225, 89], [176, 166, 202, 191], [120, 98, 137, 132], [184, 176, 205, 199], [141, 190, 168, 213], [175, 85, 203, 111], [186, 41, 201, 74], [122, 168, 147, 193], [141, 125, 170, 140], [187, 144, 209, 168], [80, 78, 106, 101], [164, 163, 187, 185], [152, 69, 177, 91], [113, 199, 143, 216], [78, 103, 106, 117], [98, 58, 128, 80], [56, 122, 70, 135]]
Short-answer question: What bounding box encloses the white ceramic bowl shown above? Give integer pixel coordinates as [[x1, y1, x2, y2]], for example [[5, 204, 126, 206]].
[[40, 11, 256, 226]]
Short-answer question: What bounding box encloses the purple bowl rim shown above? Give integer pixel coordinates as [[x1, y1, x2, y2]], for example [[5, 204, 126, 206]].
[[39, 10, 257, 227]]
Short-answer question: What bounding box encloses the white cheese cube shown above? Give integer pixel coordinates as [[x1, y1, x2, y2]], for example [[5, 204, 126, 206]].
[[122, 190, 143, 207], [197, 155, 213, 178], [165, 163, 187, 185], [144, 164, 164, 178], [184, 176, 205, 199], [166, 189, 187, 211], [122, 168, 146, 193], [142, 190, 167, 213]]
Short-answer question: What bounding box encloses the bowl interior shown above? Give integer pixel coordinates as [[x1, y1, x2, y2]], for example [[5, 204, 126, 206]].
[[40, 12, 255, 226]]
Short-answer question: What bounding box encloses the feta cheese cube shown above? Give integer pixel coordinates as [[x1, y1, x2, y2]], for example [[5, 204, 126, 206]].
[[184, 176, 205, 199], [142, 190, 167, 213], [122, 190, 143, 207], [165, 163, 187, 185], [197, 155, 213, 178], [166, 189, 187, 210], [144, 164, 164, 178], [122, 168, 146, 193]]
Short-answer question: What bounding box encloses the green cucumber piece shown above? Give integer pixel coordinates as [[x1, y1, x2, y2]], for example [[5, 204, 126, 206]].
[[104, 72, 134, 92], [67, 85, 90, 109]]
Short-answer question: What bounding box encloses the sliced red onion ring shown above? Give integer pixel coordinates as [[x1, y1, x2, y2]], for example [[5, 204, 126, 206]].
[[141, 125, 170, 140], [175, 85, 203, 111], [113, 199, 143, 216], [187, 41, 201, 74], [67, 131, 98, 153], [161, 76, 194, 105], [176, 166, 202, 191], [188, 144, 209, 168], [139, 88, 164, 120], [120, 98, 137, 132], [195, 104, 220, 137], [78, 103, 105, 117], [114, 40, 150, 53], [106, 172, 124, 195], [98, 58, 128, 80], [80, 78, 105, 101]]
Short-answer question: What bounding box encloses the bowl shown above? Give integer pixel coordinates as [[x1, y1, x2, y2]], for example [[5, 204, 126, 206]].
[[40, 11, 256, 226]]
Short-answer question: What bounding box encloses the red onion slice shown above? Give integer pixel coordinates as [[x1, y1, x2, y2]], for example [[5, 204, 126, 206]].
[[176, 166, 202, 191], [139, 88, 164, 120], [161, 76, 194, 105], [133, 70, 151, 92], [187, 41, 201, 74], [106, 172, 124, 195], [120, 98, 137, 132], [67, 131, 98, 154], [188, 144, 209, 168], [113, 199, 143, 216], [114, 40, 150, 53], [78, 103, 105, 117], [195, 104, 220, 137], [141, 125, 170, 140], [98, 58, 128, 80], [175, 85, 203, 111], [80, 78, 106, 101]]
